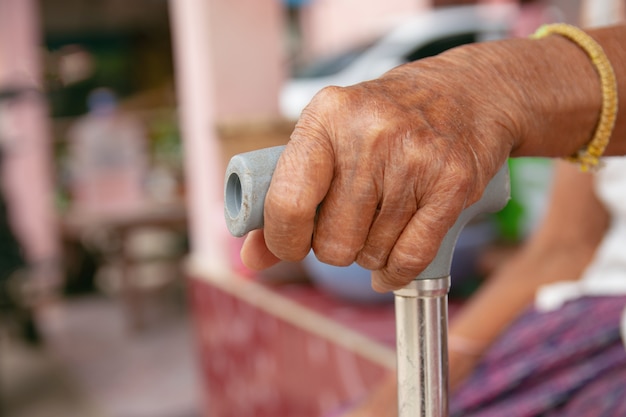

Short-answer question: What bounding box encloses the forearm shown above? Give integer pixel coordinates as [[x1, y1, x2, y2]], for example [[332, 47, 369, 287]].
[[514, 25, 626, 158], [447, 252, 575, 390], [448, 161, 609, 388], [433, 24, 626, 160], [450, 244, 594, 354], [512, 24, 626, 158]]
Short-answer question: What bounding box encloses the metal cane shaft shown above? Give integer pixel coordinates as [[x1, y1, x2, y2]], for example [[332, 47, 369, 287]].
[[395, 277, 450, 417]]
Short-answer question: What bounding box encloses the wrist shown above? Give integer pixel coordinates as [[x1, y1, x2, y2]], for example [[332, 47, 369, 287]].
[[448, 335, 486, 390], [448, 36, 602, 159], [426, 41, 529, 159], [507, 35, 602, 158], [448, 332, 490, 357]]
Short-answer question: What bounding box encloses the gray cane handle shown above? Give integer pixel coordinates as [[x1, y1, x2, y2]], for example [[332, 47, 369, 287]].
[[224, 145, 510, 279], [224, 146, 286, 237]]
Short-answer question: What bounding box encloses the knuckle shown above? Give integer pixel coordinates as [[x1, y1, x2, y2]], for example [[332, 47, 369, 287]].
[[389, 249, 429, 279], [441, 163, 473, 191], [313, 85, 344, 102], [312, 242, 357, 267], [304, 86, 345, 117], [373, 270, 400, 291], [356, 248, 387, 271], [266, 235, 309, 263], [266, 192, 312, 226]]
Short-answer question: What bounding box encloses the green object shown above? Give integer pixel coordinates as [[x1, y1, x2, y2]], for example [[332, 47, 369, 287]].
[[494, 157, 554, 243], [494, 192, 525, 242]]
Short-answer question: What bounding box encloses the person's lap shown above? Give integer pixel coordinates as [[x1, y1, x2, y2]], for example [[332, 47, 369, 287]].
[[451, 296, 626, 417]]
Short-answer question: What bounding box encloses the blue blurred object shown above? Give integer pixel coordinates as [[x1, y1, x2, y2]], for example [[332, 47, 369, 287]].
[[86, 87, 118, 115], [302, 217, 497, 303], [283, 0, 311, 6], [449, 217, 498, 285], [302, 251, 393, 304]]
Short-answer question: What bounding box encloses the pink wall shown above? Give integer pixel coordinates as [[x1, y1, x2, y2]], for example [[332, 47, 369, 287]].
[[299, 0, 430, 60], [169, 0, 225, 267], [207, 0, 287, 122], [0, 0, 60, 267], [170, 0, 287, 266]]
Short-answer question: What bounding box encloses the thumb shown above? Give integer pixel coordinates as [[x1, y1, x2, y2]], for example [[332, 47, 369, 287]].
[[240, 229, 281, 270]]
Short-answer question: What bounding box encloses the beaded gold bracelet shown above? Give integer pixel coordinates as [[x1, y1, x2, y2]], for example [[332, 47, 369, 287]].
[[531, 23, 618, 172]]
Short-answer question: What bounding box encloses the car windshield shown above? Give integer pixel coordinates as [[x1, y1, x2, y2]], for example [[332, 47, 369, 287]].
[[293, 41, 376, 79]]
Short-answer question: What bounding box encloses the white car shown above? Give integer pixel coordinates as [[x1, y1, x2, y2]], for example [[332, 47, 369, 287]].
[[280, 4, 517, 120]]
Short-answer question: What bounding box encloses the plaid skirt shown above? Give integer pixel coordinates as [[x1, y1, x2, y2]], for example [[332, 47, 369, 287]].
[[451, 296, 626, 417]]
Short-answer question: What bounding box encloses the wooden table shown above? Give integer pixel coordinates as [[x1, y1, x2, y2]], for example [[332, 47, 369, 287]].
[[62, 203, 188, 330]]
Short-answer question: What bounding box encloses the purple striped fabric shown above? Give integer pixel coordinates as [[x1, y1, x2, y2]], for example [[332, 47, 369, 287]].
[[450, 296, 626, 417]]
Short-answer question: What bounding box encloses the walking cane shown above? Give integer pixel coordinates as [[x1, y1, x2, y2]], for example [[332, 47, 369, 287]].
[[224, 146, 510, 417]]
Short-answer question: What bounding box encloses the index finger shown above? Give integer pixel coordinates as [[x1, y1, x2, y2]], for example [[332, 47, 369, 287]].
[[263, 118, 335, 262]]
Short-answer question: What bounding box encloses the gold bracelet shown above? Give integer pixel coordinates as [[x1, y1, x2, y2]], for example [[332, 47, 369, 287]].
[[531, 23, 618, 172]]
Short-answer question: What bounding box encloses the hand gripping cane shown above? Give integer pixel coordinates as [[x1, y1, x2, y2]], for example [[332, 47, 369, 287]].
[[224, 146, 510, 417]]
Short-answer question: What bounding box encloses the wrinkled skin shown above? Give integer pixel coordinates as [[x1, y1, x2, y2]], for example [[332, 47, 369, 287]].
[[240, 33, 604, 291], [241, 45, 518, 292]]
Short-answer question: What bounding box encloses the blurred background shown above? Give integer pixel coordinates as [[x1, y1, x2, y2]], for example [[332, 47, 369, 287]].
[[0, 0, 590, 416]]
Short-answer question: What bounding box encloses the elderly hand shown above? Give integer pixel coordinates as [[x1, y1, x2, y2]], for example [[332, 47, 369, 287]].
[[241, 44, 521, 291], [241, 33, 607, 291]]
